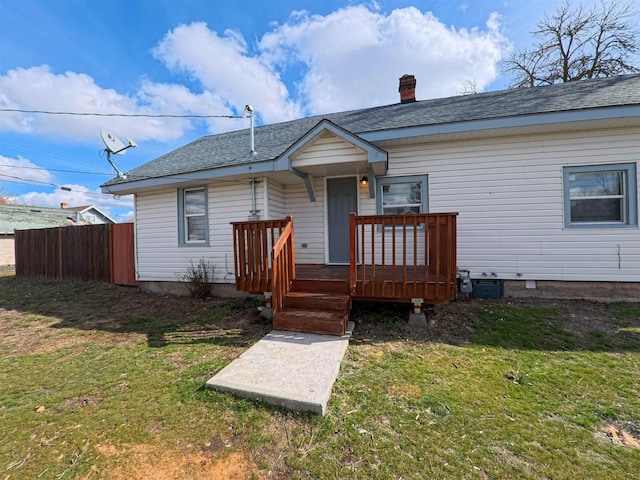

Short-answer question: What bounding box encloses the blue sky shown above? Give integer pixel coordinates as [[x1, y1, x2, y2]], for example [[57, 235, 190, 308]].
[[0, 0, 635, 221]]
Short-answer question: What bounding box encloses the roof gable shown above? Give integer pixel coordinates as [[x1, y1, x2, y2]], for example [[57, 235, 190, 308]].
[[72, 205, 116, 224], [275, 118, 387, 171]]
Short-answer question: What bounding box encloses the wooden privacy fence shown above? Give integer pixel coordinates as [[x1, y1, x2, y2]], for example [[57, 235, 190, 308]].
[[15, 223, 138, 286]]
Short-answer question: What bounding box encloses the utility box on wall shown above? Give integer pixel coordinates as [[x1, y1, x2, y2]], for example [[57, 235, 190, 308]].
[[471, 279, 504, 299]]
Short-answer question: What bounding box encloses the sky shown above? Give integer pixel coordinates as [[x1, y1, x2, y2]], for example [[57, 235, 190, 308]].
[[0, 0, 636, 221]]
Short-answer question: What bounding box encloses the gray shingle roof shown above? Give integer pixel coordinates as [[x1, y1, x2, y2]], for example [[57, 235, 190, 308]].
[[0, 204, 83, 234], [103, 74, 640, 187]]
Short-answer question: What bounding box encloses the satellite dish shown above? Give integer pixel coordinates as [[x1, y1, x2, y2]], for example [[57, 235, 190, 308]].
[[101, 130, 128, 155], [100, 130, 137, 179]]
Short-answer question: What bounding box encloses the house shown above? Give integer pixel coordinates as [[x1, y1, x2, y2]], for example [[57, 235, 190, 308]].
[[0, 202, 113, 267], [64, 204, 116, 224], [102, 74, 640, 334]]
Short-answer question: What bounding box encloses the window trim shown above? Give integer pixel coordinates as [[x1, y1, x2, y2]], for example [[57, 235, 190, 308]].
[[375, 175, 429, 225], [562, 163, 637, 229], [177, 186, 210, 246]]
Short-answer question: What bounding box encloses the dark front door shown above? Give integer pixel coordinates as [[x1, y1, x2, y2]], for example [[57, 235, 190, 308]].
[[327, 177, 357, 264]]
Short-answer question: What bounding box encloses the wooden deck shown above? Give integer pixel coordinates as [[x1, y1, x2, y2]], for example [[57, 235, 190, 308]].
[[232, 213, 458, 335], [296, 264, 452, 303]]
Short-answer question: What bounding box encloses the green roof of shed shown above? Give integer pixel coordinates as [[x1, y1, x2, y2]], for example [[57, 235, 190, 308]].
[[0, 204, 82, 234]]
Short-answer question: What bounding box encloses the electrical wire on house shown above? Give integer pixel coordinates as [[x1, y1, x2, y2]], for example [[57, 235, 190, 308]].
[[0, 108, 259, 197]]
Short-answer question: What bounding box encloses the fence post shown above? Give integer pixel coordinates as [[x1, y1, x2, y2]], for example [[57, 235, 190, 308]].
[[58, 227, 63, 280], [109, 223, 114, 284]]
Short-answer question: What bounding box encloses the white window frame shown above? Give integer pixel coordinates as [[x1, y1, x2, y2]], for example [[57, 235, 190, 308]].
[[374, 175, 429, 231], [178, 187, 209, 245], [562, 163, 637, 229], [376, 175, 428, 215]]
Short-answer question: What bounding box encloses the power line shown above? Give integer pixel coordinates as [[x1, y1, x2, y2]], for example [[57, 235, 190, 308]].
[[0, 163, 112, 176], [0, 173, 127, 199], [0, 173, 57, 188], [0, 108, 246, 119], [0, 177, 49, 188], [0, 141, 120, 173]]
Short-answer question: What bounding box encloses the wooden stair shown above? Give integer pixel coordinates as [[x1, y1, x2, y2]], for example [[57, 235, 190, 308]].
[[273, 278, 351, 336]]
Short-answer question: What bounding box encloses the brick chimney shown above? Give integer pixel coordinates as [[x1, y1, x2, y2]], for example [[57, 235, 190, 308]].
[[399, 74, 416, 103], [60, 202, 68, 209], [0, 199, 6, 205]]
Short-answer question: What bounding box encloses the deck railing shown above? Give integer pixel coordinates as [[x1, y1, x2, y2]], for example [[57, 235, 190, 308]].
[[271, 216, 295, 314], [232, 213, 457, 304], [231, 217, 290, 293], [349, 212, 458, 303]]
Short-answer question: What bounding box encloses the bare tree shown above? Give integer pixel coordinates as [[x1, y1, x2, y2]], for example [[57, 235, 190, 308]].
[[455, 79, 479, 95], [504, 1, 639, 88], [0, 186, 19, 204]]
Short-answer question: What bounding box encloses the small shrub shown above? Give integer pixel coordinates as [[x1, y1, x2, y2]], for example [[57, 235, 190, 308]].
[[179, 258, 215, 299]]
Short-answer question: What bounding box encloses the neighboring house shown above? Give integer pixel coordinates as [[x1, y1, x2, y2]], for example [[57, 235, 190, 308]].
[[102, 74, 640, 333], [0, 203, 112, 266], [65, 204, 116, 224]]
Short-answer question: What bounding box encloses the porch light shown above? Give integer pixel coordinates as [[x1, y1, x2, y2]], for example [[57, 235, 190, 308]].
[[360, 176, 369, 186]]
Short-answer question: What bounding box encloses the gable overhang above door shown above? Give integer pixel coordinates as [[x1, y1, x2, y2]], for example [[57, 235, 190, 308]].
[[274, 119, 388, 201]]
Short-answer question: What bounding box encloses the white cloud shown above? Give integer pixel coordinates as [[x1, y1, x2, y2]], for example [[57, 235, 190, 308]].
[[118, 210, 135, 222], [0, 66, 194, 143], [137, 80, 246, 133], [151, 22, 303, 124], [260, 6, 507, 113], [18, 184, 133, 218], [0, 5, 508, 147], [0, 154, 53, 184]]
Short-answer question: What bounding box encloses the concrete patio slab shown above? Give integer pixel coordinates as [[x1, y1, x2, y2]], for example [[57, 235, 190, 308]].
[[205, 322, 354, 415]]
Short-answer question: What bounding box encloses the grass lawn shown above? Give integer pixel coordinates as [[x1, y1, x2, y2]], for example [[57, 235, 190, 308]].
[[1, 271, 639, 479]]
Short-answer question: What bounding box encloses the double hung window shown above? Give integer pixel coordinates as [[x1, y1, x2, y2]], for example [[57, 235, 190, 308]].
[[563, 164, 637, 228], [376, 175, 428, 216], [179, 187, 208, 244]]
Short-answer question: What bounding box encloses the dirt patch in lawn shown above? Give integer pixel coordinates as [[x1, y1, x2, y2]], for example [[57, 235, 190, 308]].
[[599, 422, 640, 448], [96, 444, 259, 480]]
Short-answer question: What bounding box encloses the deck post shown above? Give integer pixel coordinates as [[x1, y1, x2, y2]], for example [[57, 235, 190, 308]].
[[408, 298, 427, 326], [349, 212, 357, 295], [411, 298, 424, 314], [261, 291, 273, 320]]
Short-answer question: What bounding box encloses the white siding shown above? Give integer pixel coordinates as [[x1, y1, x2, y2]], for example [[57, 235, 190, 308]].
[[284, 177, 326, 263], [292, 132, 367, 168], [384, 127, 640, 282], [285, 133, 371, 264], [265, 178, 285, 219], [136, 180, 260, 282], [136, 127, 640, 284]]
